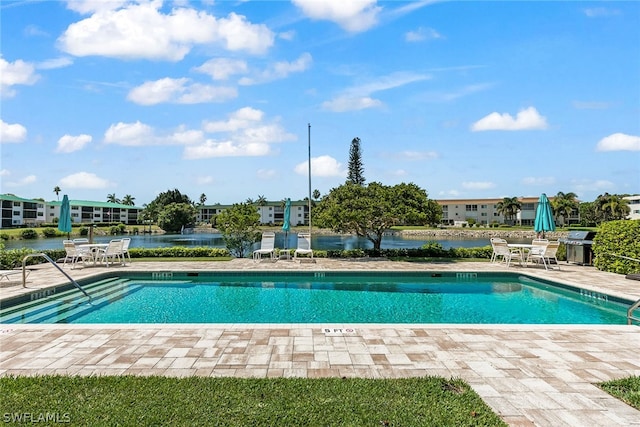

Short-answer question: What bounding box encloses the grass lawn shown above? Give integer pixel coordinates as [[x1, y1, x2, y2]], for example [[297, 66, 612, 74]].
[[599, 376, 640, 410], [0, 376, 507, 426]]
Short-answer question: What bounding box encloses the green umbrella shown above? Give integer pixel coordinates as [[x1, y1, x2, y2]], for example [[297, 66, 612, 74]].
[[282, 198, 291, 249], [534, 193, 555, 238], [58, 194, 72, 238]]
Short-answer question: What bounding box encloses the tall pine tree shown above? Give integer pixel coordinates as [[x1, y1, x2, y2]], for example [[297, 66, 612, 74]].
[[347, 137, 366, 185]]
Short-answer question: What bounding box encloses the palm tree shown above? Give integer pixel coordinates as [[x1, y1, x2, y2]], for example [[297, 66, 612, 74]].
[[245, 197, 254, 205], [496, 197, 522, 225], [595, 193, 630, 223], [53, 186, 61, 201], [256, 195, 267, 206], [199, 193, 207, 206], [312, 189, 321, 200], [107, 194, 120, 203], [121, 195, 135, 206], [551, 191, 579, 226]]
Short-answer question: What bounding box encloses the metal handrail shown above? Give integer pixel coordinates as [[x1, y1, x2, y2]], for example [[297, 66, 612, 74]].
[[628, 298, 640, 325], [605, 253, 640, 263], [22, 253, 91, 299]]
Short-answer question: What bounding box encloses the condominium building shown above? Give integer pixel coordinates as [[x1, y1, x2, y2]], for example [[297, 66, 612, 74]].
[[624, 195, 640, 220], [0, 194, 142, 229], [197, 200, 310, 226], [435, 197, 579, 226]]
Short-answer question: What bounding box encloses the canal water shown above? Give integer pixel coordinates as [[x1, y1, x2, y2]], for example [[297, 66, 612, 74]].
[[1, 232, 522, 252]]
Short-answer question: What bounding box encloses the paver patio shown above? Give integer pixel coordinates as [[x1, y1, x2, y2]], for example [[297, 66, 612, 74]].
[[1, 258, 639, 426]]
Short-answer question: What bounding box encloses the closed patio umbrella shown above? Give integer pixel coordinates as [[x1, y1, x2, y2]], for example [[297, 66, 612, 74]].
[[282, 198, 291, 249], [534, 193, 555, 238], [58, 194, 72, 238]]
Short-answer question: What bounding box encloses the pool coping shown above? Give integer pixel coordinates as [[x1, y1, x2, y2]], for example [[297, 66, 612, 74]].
[[1, 259, 639, 426]]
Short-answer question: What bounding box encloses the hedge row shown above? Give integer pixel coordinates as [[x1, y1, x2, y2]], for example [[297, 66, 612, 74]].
[[593, 220, 640, 274]]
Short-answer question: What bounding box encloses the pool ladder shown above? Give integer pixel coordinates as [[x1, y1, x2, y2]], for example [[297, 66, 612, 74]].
[[628, 299, 640, 325], [21, 253, 91, 300]]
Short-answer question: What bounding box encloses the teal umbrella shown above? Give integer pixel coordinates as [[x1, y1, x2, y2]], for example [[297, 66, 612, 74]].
[[534, 193, 555, 238], [58, 194, 72, 238], [282, 198, 291, 249]]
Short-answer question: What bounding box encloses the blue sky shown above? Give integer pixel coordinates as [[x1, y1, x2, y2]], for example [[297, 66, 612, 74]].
[[1, 0, 639, 207]]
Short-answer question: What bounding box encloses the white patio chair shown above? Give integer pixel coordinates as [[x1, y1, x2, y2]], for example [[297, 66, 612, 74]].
[[252, 232, 276, 261], [121, 238, 132, 264], [62, 240, 93, 269], [528, 241, 561, 270], [294, 233, 314, 260], [490, 238, 507, 263], [491, 240, 523, 267], [96, 239, 124, 267]]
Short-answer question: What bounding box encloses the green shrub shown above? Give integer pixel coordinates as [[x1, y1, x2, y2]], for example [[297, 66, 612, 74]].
[[128, 246, 230, 258], [593, 220, 640, 274], [20, 229, 38, 239], [0, 233, 9, 241], [42, 228, 58, 238], [79, 227, 89, 236]]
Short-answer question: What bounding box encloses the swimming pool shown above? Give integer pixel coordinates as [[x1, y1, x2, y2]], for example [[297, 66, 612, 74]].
[[0, 271, 632, 325]]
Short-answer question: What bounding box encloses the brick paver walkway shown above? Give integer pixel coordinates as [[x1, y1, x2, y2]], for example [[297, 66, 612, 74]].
[[1, 258, 639, 426]]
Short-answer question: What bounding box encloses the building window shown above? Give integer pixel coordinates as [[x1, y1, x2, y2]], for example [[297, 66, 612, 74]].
[[13, 202, 20, 207], [522, 203, 534, 210], [481, 212, 487, 216], [465, 205, 478, 211], [13, 211, 19, 216], [481, 204, 487, 209]]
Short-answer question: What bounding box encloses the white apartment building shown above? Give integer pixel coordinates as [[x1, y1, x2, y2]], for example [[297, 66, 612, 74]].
[[435, 197, 579, 226], [197, 200, 309, 226], [0, 194, 142, 229], [624, 195, 640, 220]]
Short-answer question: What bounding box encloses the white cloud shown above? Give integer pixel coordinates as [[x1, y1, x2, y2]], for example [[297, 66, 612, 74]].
[[239, 52, 312, 85], [182, 139, 271, 158], [195, 175, 214, 185], [0, 169, 9, 177], [127, 77, 237, 105], [36, 57, 73, 70], [322, 71, 429, 112], [186, 107, 295, 159], [203, 107, 264, 133], [194, 58, 248, 80], [56, 134, 92, 153], [167, 128, 204, 145], [257, 169, 277, 179], [292, 0, 381, 33], [65, 0, 128, 14], [278, 30, 296, 41], [322, 96, 382, 112], [596, 133, 640, 152], [471, 107, 548, 131], [522, 176, 556, 186], [3, 174, 37, 187], [104, 121, 154, 146], [0, 56, 39, 98], [405, 26, 442, 42], [58, 4, 274, 61], [571, 179, 614, 194], [294, 155, 346, 177], [59, 172, 112, 189], [462, 181, 495, 190], [0, 120, 28, 143]]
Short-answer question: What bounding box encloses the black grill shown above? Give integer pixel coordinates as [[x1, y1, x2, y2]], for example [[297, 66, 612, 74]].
[[560, 231, 597, 265]]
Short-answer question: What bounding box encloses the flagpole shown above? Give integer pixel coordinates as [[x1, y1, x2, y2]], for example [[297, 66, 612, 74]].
[[307, 123, 312, 235]]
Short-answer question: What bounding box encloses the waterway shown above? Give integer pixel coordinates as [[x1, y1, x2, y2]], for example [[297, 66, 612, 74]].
[[1, 232, 530, 252]]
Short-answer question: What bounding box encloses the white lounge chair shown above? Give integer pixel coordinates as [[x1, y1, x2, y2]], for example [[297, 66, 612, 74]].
[[96, 239, 124, 267], [528, 241, 560, 270], [0, 269, 29, 281], [294, 233, 314, 260], [252, 232, 276, 261]]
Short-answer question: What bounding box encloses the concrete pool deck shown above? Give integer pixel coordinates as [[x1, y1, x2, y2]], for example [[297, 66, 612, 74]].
[[1, 258, 639, 426]]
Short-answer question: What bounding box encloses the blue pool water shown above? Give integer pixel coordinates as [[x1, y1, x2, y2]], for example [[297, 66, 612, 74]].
[[0, 272, 631, 325]]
